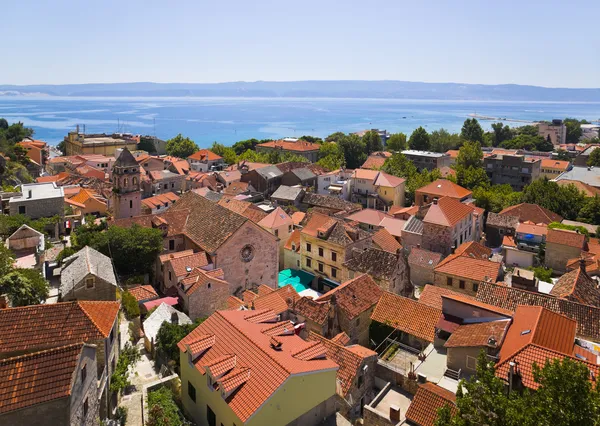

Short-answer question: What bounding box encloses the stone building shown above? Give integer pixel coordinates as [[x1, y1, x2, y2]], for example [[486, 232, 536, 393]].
[[485, 212, 520, 248], [143, 169, 185, 197], [9, 182, 64, 220], [280, 167, 317, 189], [414, 179, 472, 206], [157, 250, 210, 293], [343, 247, 411, 296], [0, 302, 121, 420], [177, 268, 230, 320], [111, 148, 142, 219], [545, 228, 586, 274], [60, 246, 117, 302], [283, 229, 302, 270], [401, 150, 451, 171], [258, 207, 294, 269], [256, 138, 321, 162], [408, 247, 443, 288], [422, 197, 476, 256], [63, 130, 138, 156], [549, 260, 600, 306], [187, 149, 224, 172], [240, 165, 283, 196], [0, 343, 99, 426]]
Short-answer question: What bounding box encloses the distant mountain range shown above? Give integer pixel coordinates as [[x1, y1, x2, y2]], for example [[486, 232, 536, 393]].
[[1, 81, 599, 102]]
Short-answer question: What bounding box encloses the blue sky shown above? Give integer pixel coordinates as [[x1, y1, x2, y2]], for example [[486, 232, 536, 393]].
[[3, 0, 599, 87]]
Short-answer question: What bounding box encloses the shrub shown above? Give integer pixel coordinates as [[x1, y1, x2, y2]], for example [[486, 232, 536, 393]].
[[122, 291, 140, 320]]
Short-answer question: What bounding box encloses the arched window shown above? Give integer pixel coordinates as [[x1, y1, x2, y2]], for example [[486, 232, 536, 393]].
[[123, 177, 128, 187], [132, 177, 138, 186]]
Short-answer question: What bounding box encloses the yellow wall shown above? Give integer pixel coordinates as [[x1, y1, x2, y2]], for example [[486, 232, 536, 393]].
[[540, 168, 564, 180], [180, 350, 337, 426], [376, 183, 405, 208], [65, 137, 137, 156], [300, 234, 345, 281]]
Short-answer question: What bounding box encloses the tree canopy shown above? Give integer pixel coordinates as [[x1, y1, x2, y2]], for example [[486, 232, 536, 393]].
[[490, 122, 514, 147], [429, 129, 463, 153], [156, 320, 203, 364], [362, 130, 383, 154], [578, 195, 600, 225], [454, 141, 489, 190], [522, 179, 586, 221], [386, 132, 407, 152], [588, 148, 600, 167], [564, 118, 583, 143], [138, 136, 157, 154], [337, 134, 367, 169], [460, 118, 484, 144], [165, 134, 198, 158], [317, 142, 344, 171], [382, 153, 440, 205], [409, 126, 431, 151], [0, 269, 49, 307]]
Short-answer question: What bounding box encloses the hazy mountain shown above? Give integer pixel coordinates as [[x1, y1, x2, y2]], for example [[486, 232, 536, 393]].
[[1, 81, 599, 101]]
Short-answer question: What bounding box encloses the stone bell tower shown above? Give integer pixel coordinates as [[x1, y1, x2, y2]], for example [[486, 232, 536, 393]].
[[112, 148, 141, 219]]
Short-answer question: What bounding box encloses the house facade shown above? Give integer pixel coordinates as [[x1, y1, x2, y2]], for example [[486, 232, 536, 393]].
[[545, 228, 586, 274], [187, 149, 224, 172], [60, 246, 118, 302]]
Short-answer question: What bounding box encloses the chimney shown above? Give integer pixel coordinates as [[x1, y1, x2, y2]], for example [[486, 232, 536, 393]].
[[580, 257, 588, 275], [432, 198, 438, 205], [389, 405, 401, 423], [508, 361, 516, 394], [451, 245, 456, 254], [0, 295, 7, 309]]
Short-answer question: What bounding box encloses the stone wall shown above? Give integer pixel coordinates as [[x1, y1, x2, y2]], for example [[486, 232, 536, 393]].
[[61, 274, 117, 302], [182, 280, 229, 321], [338, 306, 375, 346], [434, 272, 480, 296], [0, 397, 70, 426], [545, 242, 582, 274], [283, 247, 301, 270], [422, 223, 453, 256], [69, 345, 100, 426], [9, 196, 64, 220], [409, 263, 434, 287]]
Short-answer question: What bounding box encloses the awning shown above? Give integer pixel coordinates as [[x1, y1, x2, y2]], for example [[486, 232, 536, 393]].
[[142, 297, 178, 311]]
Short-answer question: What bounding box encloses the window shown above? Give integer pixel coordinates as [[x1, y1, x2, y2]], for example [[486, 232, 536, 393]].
[[85, 277, 95, 288], [318, 247, 324, 257], [188, 382, 196, 402], [459, 280, 465, 289], [81, 364, 87, 383], [297, 259, 300, 267], [83, 398, 89, 417], [331, 268, 337, 279], [110, 328, 114, 344], [331, 252, 337, 262], [18, 206, 26, 214], [356, 317, 360, 326], [289, 225, 293, 232], [358, 375, 363, 388], [130, 200, 133, 209], [169, 239, 175, 250], [306, 243, 312, 252], [446, 277, 453, 286], [306, 258, 312, 268], [169, 271, 172, 281], [207, 405, 216, 426], [473, 282, 479, 292], [171, 182, 175, 188], [466, 356, 477, 370], [164, 184, 168, 190], [111, 357, 115, 372], [274, 229, 279, 237], [318, 263, 324, 272]]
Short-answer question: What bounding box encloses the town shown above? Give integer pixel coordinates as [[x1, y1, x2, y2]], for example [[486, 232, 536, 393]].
[[1, 116, 600, 426]]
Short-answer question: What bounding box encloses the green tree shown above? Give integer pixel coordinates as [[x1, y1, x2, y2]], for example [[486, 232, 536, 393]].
[[516, 125, 540, 137], [473, 184, 523, 213], [110, 343, 141, 394], [317, 142, 344, 171], [382, 153, 417, 180], [138, 136, 157, 153], [491, 122, 514, 147], [300, 135, 323, 144], [56, 246, 77, 263], [13, 145, 30, 166], [522, 179, 586, 221], [147, 387, 182, 426], [564, 118, 583, 143], [536, 135, 554, 152], [578, 196, 600, 225], [325, 131, 346, 143], [527, 266, 553, 282], [156, 320, 203, 363], [456, 140, 484, 169], [0, 118, 8, 130], [0, 270, 49, 306], [122, 291, 141, 319], [337, 134, 367, 169], [456, 166, 490, 190], [429, 129, 463, 153], [461, 118, 484, 144], [231, 138, 265, 155], [588, 148, 600, 167], [386, 132, 407, 152], [408, 126, 431, 151], [56, 140, 67, 156], [165, 134, 198, 158], [555, 149, 571, 161], [0, 245, 15, 278], [210, 142, 237, 164], [362, 130, 383, 154], [548, 221, 590, 237]]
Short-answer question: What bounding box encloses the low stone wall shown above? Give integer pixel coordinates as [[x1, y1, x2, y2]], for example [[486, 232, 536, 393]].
[[375, 360, 419, 395]]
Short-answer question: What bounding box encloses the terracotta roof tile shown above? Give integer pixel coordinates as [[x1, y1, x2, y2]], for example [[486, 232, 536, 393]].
[[405, 382, 457, 426], [180, 268, 229, 295], [0, 302, 119, 355], [454, 241, 492, 259], [292, 297, 331, 324], [141, 192, 179, 210], [217, 198, 268, 224], [476, 282, 600, 341], [331, 332, 351, 346], [371, 292, 441, 342], [167, 251, 209, 278], [441, 294, 514, 317], [434, 251, 501, 283], [423, 197, 473, 227], [546, 228, 586, 248], [408, 248, 443, 270], [372, 228, 402, 253], [445, 320, 510, 348], [416, 179, 472, 200], [556, 180, 600, 197], [317, 274, 383, 320], [178, 310, 337, 422], [308, 332, 376, 397], [344, 248, 402, 281], [188, 149, 222, 161], [257, 139, 321, 152], [227, 296, 245, 310], [499, 203, 563, 225], [128, 285, 159, 302], [418, 285, 474, 310], [284, 229, 301, 252], [0, 343, 85, 414], [361, 155, 387, 170], [541, 159, 569, 170], [550, 266, 600, 306]]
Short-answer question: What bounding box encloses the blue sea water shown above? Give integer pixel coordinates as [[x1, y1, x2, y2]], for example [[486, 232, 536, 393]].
[[1, 96, 600, 148]]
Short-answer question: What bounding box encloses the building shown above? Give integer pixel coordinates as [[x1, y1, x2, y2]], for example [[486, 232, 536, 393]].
[[408, 247, 443, 288], [66, 188, 108, 216], [545, 228, 586, 274], [540, 158, 570, 179], [0, 343, 99, 426], [349, 169, 406, 210], [433, 241, 501, 296], [178, 309, 338, 426], [371, 228, 402, 253], [111, 148, 142, 219], [143, 169, 185, 197], [157, 250, 210, 293], [187, 149, 224, 172], [63, 130, 138, 156], [240, 165, 283, 196], [307, 332, 377, 420], [502, 222, 548, 268], [141, 192, 179, 214], [421, 197, 476, 256], [143, 303, 192, 354], [178, 268, 230, 320], [60, 246, 118, 301], [414, 179, 472, 206], [9, 182, 64, 220], [343, 247, 411, 296], [537, 120, 567, 146], [404, 383, 457, 426], [554, 165, 600, 190], [17, 139, 48, 169], [484, 212, 521, 248], [361, 151, 392, 170], [300, 212, 372, 285], [498, 203, 562, 225], [256, 138, 321, 162], [280, 167, 317, 189], [0, 302, 121, 419], [283, 230, 302, 270], [317, 169, 352, 199], [401, 150, 451, 171], [301, 193, 362, 216], [127, 284, 159, 306], [258, 207, 294, 269], [573, 145, 600, 167], [115, 192, 279, 294], [556, 179, 600, 197], [549, 260, 600, 306], [270, 185, 305, 207], [484, 154, 541, 191]]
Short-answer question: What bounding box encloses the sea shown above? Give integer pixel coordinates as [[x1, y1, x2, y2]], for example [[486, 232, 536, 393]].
[[1, 96, 600, 148]]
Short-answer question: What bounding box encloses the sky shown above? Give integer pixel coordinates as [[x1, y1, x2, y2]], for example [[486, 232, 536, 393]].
[[2, 0, 599, 88]]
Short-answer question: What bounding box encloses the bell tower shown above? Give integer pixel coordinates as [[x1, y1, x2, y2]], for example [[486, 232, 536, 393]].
[[112, 148, 141, 219]]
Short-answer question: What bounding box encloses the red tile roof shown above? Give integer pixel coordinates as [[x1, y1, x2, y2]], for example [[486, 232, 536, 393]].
[[0, 302, 119, 356], [180, 268, 229, 295], [499, 203, 563, 225], [556, 180, 600, 197], [141, 192, 179, 210], [445, 320, 510, 348], [374, 171, 406, 188], [188, 149, 222, 161], [371, 292, 441, 342], [227, 296, 245, 310], [546, 228, 586, 248], [257, 139, 321, 152], [416, 179, 472, 200], [128, 285, 159, 302], [167, 251, 209, 278], [541, 159, 569, 170], [372, 228, 402, 253], [0, 343, 86, 414], [258, 207, 293, 229], [441, 293, 514, 317], [434, 252, 501, 283], [308, 332, 376, 397], [423, 197, 473, 227], [284, 229, 301, 252], [292, 297, 331, 324], [418, 285, 474, 311], [453, 241, 492, 259], [405, 382, 457, 426], [331, 332, 351, 346], [550, 266, 600, 306], [178, 310, 338, 421], [361, 155, 388, 170], [291, 211, 305, 226], [317, 274, 383, 320]]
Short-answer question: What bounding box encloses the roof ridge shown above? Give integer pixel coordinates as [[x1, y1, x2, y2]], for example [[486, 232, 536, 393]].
[[0, 342, 85, 365]]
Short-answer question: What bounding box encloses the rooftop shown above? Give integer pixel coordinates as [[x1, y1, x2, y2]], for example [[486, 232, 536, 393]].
[[271, 185, 305, 201], [405, 383, 457, 426], [257, 139, 321, 152], [555, 165, 600, 188], [188, 149, 222, 162], [546, 228, 586, 248], [423, 197, 473, 227], [127, 285, 159, 303], [402, 150, 448, 158], [418, 285, 474, 311], [416, 179, 472, 200], [499, 203, 563, 225], [550, 265, 600, 306], [344, 248, 402, 281], [317, 274, 383, 320], [143, 303, 192, 342], [60, 246, 117, 296], [372, 228, 402, 253], [9, 182, 64, 203]]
